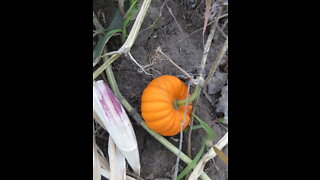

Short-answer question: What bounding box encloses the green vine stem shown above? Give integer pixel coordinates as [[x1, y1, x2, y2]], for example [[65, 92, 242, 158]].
[[93, 54, 120, 80], [105, 65, 142, 124], [174, 86, 201, 108]]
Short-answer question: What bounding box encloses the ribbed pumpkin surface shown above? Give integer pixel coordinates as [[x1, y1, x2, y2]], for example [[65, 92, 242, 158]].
[[141, 75, 192, 136]]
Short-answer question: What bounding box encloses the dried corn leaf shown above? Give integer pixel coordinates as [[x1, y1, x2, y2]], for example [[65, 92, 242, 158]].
[[108, 136, 126, 180]]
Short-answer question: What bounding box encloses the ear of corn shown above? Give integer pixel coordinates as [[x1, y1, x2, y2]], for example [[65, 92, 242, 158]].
[[93, 80, 141, 175]]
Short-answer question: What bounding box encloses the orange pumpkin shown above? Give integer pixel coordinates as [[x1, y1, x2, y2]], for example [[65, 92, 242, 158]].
[[141, 75, 192, 136]]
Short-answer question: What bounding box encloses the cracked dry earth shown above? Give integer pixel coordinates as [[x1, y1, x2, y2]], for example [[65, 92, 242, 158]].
[[94, 0, 228, 179]]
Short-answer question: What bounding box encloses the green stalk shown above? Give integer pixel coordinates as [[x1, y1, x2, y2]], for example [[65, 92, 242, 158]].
[[105, 65, 131, 110], [93, 0, 152, 80], [93, 54, 120, 80], [174, 86, 201, 108], [119, 0, 151, 52], [105, 64, 142, 124]]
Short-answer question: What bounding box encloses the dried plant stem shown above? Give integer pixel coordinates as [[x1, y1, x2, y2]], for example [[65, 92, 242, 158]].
[[221, 19, 228, 30], [156, 47, 192, 79], [127, 52, 154, 77], [177, 13, 228, 43], [93, 0, 152, 80], [186, 9, 222, 160], [139, 0, 168, 34], [93, 51, 120, 67], [93, 53, 121, 80], [217, 25, 228, 39], [166, 2, 183, 32], [93, 11, 104, 31], [119, 0, 151, 52], [200, 9, 222, 68]]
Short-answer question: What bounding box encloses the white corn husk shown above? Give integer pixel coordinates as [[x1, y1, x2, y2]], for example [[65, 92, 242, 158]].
[[96, 146, 110, 172], [108, 136, 126, 180], [95, 140, 136, 180], [93, 135, 136, 180], [188, 132, 228, 180], [93, 80, 141, 175], [93, 136, 101, 180]]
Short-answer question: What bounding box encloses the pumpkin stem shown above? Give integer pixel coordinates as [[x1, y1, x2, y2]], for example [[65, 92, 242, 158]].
[[174, 86, 201, 108]]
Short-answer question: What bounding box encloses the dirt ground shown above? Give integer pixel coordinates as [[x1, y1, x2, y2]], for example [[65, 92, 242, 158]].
[[94, 0, 228, 179]]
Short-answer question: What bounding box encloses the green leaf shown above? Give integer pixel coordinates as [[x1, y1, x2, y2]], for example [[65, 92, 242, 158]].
[[93, 29, 122, 61], [122, 0, 138, 41], [177, 142, 205, 180], [107, 9, 124, 31], [94, 9, 123, 36], [218, 117, 225, 123], [183, 125, 202, 132], [93, 29, 113, 37], [193, 113, 216, 140]]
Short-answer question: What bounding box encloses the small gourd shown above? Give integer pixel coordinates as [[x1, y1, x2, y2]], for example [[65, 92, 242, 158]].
[[141, 75, 192, 136]]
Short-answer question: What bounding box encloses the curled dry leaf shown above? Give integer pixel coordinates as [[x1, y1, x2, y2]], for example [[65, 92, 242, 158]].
[[216, 84, 228, 123]]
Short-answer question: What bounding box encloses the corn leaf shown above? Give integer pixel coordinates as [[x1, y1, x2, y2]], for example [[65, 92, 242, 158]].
[[122, 0, 138, 41], [93, 28, 122, 61], [108, 136, 126, 180], [108, 8, 124, 31], [93, 137, 102, 180], [177, 142, 205, 180], [193, 113, 216, 140], [183, 125, 202, 132]]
